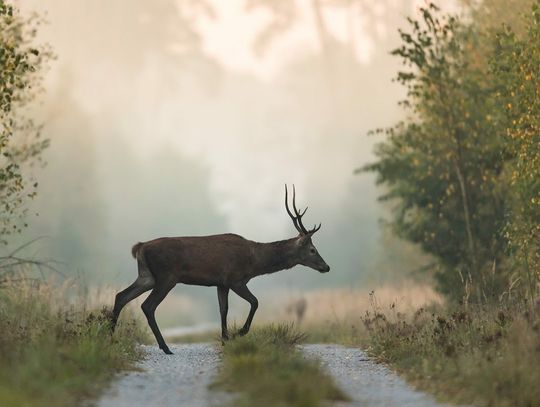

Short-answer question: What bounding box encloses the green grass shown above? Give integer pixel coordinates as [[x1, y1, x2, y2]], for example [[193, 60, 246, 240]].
[[213, 324, 348, 407], [0, 282, 147, 407], [306, 301, 540, 407]]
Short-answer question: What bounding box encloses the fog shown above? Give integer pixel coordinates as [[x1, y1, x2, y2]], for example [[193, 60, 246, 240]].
[[16, 0, 424, 324]]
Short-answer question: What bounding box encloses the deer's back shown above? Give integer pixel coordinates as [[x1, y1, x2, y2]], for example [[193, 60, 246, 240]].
[[140, 234, 254, 286]]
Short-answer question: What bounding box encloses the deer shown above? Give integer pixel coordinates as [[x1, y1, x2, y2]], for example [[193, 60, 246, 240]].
[[110, 185, 330, 354]]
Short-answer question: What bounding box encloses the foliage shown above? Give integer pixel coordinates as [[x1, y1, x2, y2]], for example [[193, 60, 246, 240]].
[[0, 1, 51, 243], [363, 3, 508, 301], [0, 281, 147, 407], [213, 324, 347, 407], [491, 1, 540, 304]]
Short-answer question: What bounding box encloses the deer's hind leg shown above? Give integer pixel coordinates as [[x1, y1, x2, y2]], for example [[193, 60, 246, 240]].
[[141, 280, 175, 354], [111, 262, 155, 332]]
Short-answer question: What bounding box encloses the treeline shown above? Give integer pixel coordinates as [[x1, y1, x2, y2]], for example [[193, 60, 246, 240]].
[[364, 0, 540, 304]]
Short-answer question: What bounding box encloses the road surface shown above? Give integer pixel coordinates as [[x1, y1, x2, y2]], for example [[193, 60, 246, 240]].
[[97, 343, 446, 407], [97, 344, 227, 407], [301, 344, 446, 407]]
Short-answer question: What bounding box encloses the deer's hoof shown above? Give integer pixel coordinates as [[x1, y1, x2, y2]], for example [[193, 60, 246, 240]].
[[162, 347, 174, 355], [237, 328, 249, 337]]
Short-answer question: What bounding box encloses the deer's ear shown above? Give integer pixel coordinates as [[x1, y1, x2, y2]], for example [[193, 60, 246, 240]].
[[296, 235, 310, 246]]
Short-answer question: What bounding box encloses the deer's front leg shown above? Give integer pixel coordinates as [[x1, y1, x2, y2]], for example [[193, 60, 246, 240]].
[[217, 286, 230, 341], [232, 284, 258, 336]]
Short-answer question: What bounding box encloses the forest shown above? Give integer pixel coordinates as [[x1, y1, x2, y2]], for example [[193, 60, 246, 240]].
[[0, 0, 539, 406]]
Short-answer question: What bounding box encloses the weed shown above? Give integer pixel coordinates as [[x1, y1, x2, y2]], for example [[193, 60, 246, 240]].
[[213, 324, 348, 407]]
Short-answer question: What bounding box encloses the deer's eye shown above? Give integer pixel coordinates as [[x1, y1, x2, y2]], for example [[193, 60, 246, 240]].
[[310, 248, 316, 254]]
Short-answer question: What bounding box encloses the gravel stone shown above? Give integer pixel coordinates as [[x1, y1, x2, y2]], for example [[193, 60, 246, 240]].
[[97, 342, 449, 407], [300, 344, 447, 407], [97, 344, 229, 407]]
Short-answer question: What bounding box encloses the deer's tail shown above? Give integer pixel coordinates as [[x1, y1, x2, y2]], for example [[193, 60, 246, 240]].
[[131, 242, 143, 259]]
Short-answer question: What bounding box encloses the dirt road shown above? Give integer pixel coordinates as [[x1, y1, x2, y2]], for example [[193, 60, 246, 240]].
[[97, 343, 446, 407]]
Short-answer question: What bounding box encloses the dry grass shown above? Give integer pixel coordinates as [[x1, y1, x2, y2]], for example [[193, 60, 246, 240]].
[[301, 283, 540, 407], [0, 278, 147, 407], [360, 302, 540, 406], [277, 283, 443, 344], [298, 283, 443, 323]]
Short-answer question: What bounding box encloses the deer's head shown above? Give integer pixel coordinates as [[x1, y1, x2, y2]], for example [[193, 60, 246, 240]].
[[285, 185, 330, 273]]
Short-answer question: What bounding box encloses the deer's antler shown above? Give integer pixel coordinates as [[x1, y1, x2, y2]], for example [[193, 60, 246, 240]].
[[285, 184, 322, 235]]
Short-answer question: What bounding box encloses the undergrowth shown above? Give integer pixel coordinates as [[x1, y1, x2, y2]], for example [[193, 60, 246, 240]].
[[305, 294, 540, 407], [362, 303, 540, 407], [213, 324, 348, 407], [0, 281, 147, 407]]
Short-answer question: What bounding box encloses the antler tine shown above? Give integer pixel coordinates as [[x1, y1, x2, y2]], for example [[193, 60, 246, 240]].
[[285, 184, 303, 234], [291, 185, 309, 234], [309, 223, 322, 234], [292, 186, 308, 234]]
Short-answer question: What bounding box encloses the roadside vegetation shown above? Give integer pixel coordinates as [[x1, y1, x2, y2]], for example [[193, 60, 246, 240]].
[[361, 0, 540, 303], [305, 290, 540, 407], [362, 301, 540, 407], [213, 324, 347, 407], [323, 1, 540, 405], [0, 3, 150, 405], [0, 279, 147, 407]]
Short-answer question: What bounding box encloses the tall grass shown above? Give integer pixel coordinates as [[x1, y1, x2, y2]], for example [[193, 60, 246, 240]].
[[0, 279, 147, 407], [360, 302, 540, 407], [303, 286, 540, 407], [287, 283, 443, 324], [213, 324, 348, 407]]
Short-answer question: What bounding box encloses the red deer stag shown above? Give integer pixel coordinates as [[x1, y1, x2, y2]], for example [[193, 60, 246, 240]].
[[111, 185, 329, 354]]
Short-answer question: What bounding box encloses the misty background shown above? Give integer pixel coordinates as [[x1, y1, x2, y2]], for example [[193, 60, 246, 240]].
[[15, 0, 430, 325]]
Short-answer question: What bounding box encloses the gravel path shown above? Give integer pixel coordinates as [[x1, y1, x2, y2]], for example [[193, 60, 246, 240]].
[[301, 344, 446, 407], [97, 344, 228, 407], [97, 343, 446, 407]]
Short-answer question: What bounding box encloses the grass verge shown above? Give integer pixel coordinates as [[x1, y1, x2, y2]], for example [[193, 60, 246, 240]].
[[0, 281, 147, 407], [305, 295, 540, 407], [363, 303, 540, 407], [213, 324, 348, 407]]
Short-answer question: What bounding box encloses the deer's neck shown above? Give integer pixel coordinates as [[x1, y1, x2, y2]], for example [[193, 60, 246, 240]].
[[252, 238, 299, 276]]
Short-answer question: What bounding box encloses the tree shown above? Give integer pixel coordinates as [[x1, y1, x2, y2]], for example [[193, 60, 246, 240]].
[[0, 1, 50, 243], [363, 4, 508, 301], [491, 1, 540, 303]]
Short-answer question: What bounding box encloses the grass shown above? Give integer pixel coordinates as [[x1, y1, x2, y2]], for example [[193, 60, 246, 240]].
[[291, 283, 443, 325], [361, 303, 540, 407], [0, 280, 147, 407], [213, 324, 348, 407], [304, 288, 540, 407]]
